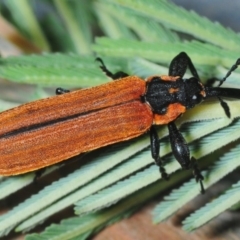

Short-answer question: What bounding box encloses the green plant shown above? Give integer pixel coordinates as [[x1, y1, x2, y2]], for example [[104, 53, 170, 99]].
[[0, 0, 240, 239]]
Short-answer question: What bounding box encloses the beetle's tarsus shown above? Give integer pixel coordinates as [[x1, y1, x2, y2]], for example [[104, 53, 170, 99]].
[[218, 97, 231, 118], [56, 88, 70, 95], [160, 165, 169, 180], [96, 57, 129, 80], [190, 157, 205, 194]]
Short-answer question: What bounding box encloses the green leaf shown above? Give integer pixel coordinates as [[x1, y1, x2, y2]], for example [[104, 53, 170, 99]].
[[183, 179, 240, 231], [0, 0, 240, 238], [153, 143, 240, 223], [0, 53, 108, 87], [93, 38, 240, 70], [94, 1, 179, 42], [53, 0, 92, 55], [104, 0, 240, 50], [25, 178, 180, 240], [4, 0, 49, 50]]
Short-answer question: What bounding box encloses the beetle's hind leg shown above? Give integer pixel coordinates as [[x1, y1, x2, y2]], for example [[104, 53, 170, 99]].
[[190, 157, 205, 194], [96, 57, 129, 80], [168, 121, 205, 194], [150, 126, 168, 180]]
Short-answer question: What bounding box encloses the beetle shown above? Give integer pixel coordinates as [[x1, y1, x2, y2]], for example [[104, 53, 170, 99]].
[[0, 52, 239, 193]]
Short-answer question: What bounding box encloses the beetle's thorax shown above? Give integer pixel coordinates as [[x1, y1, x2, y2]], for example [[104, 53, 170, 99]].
[[143, 75, 206, 115]]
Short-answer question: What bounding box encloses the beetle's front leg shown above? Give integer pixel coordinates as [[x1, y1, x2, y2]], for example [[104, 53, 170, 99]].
[[150, 126, 168, 180], [168, 121, 205, 193]]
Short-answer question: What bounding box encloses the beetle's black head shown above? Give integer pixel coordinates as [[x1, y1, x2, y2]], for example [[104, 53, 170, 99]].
[[183, 77, 206, 109]]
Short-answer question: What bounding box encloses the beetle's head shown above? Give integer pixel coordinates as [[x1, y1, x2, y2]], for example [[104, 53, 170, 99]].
[[184, 77, 206, 109]]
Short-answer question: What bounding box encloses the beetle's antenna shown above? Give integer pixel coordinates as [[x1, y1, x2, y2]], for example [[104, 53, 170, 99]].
[[218, 58, 240, 87]]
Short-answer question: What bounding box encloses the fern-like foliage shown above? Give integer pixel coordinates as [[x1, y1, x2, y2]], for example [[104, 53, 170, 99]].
[[0, 54, 108, 87], [153, 143, 240, 224], [181, 144, 240, 231], [0, 0, 239, 239]]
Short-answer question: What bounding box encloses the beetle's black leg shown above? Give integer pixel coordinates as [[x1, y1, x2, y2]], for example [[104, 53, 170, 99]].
[[33, 168, 46, 184], [56, 57, 130, 95], [56, 88, 70, 95], [150, 126, 168, 179], [169, 52, 200, 79], [218, 58, 240, 87], [168, 121, 204, 193], [217, 97, 231, 118], [190, 157, 205, 194], [96, 57, 129, 80], [205, 77, 231, 118], [204, 77, 218, 87]]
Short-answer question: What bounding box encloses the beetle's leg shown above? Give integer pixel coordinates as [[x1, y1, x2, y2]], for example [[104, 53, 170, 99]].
[[204, 77, 231, 118], [168, 121, 204, 193], [190, 157, 205, 194], [96, 57, 129, 80], [204, 77, 219, 87], [56, 88, 70, 95], [223, 58, 240, 115], [56, 57, 130, 94], [150, 126, 168, 179], [169, 52, 199, 79], [217, 97, 230, 118], [205, 58, 240, 117], [33, 168, 46, 183]]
